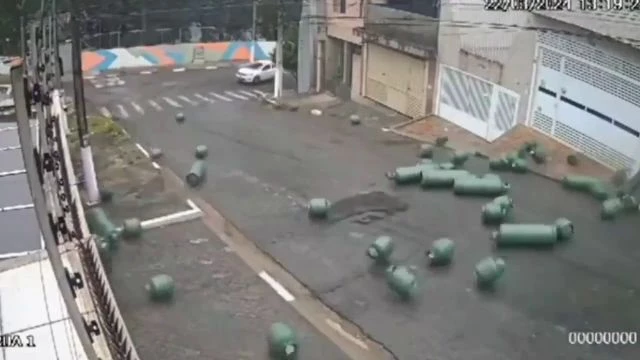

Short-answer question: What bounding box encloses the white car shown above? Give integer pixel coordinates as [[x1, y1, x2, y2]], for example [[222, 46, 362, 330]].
[[235, 60, 276, 84], [0, 84, 15, 116]]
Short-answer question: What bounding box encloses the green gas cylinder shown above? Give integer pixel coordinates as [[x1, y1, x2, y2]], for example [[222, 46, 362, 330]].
[[308, 198, 330, 219], [492, 195, 514, 210], [438, 162, 456, 170], [367, 236, 394, 264], [186, 160, 206, 187], [489, 158, 510, 171], [426, 238, 455, 266], [386, 265, 418, 300], [475, 257, 506, 288], [175, 112, 185, 122], [267, 322, 298, 359], [420, 170, 470, 188], [482, 202, 509, 225], [601, 198, 623, 220], [510, 158, 528, 173], [392, 166, 423, 184], [86, 208, 121, 249], [531, 145, 547, 164], [418, 144, 434, 159], [194, 144, 208, 159], [554, 218, 574, 241], [493, 224, 558, 247], [453, 176, 510, 196], [146, 274, 175, 302], [451, 152, 471, 167], [588, 182, 613, 201], [122, 218, 142, 239], [561, 175, 599, 192]]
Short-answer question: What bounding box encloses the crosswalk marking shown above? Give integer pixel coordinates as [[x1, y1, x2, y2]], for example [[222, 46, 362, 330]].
[[131, 102, 144, 114], [252, 89, 267, 97], [178, 95, 198, 105], [163, 97, 182, 108], [99, 107, 111, 118], [239, 90, 258, 98], [117, 104, 129, 119], [210, 92, 232, 102], [148, 100, 162, 111], [225, 91, 248, 100], [194, 93, 214, 103]]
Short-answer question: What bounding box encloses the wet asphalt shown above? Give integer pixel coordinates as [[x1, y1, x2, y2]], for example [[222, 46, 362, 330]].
[[85, 67, 640, 360]]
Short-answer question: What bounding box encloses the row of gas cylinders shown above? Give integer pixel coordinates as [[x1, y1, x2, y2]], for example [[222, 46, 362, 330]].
[[390, 160, 510, 197], [561, 175, 640, 220]]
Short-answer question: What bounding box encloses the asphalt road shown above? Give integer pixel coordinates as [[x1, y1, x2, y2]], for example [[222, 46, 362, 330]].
[[107, 219, 349, 360], [0, 121, 42, 255], [85, 68, 640, 360]]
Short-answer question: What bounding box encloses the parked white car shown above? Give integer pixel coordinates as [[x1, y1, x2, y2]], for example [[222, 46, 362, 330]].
[[0, 84, 15, 116], [235, 60, 276, 84]]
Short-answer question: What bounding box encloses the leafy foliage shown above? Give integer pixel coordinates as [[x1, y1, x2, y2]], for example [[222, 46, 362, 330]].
[[270, 26, 298, 76]]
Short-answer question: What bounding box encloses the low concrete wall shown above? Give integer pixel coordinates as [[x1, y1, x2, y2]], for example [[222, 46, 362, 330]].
[[80, 41, 276, 73]]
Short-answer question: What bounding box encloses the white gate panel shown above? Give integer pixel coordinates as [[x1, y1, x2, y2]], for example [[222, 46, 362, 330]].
[[529, 33, 640, 172], [437, 65, 519, 142]]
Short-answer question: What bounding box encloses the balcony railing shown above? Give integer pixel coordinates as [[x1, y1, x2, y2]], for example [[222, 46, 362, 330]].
[[364, 3, 438, 53]]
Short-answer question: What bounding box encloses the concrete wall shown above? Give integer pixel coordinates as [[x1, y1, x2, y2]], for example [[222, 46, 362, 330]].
[[325, 0, 364, 44], [74, 41, 275, 73], [438, 1, 576, 123]]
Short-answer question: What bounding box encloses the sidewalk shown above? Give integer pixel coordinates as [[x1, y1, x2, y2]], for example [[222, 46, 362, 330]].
[[282, 93, 614, 181], [393, 115, 614, 180]]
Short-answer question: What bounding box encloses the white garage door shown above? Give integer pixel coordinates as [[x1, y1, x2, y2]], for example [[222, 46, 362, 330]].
[[437, 65, 520, 142], [365, 44, 427, 118], [530, 32, 640, 172]]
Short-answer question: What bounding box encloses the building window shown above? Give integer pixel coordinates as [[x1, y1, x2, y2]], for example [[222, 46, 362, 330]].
[[340, 0, 346, 13]]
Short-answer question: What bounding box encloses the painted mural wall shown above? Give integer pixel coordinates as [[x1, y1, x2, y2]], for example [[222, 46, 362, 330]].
[[81, 41, 276, 73]]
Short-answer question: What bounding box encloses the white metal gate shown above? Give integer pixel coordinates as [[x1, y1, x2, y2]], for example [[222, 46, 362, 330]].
[[437, 65, 519, 142], [529, 32, 640, 172]]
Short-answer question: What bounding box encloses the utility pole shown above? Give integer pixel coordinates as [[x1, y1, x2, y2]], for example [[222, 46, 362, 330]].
[[52, 0, 61, 88], [274, 0, 284, 98], [20, 16, 26, 62], [70, 0, 100, 204], [250, 0, 257, 62]]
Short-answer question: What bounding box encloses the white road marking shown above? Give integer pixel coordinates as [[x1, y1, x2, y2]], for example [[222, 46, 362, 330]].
[[325, 318, 370, 350], [252, 89, 267, 96], [116, 79, 125, 85], [209, 92, 232, 102], [99, 106, 112, 118], [135, 143, 150, 158], [151, 162, 161, 169], [83, 76, 96, 80], [163, 97, 182, 108], [117, 104, 129, 118], [259, 271, 295, 302], [140, 70, 153, 75], [194, 93, 214, 103], [94, 83, 104, 89], [205, 65, 217, 70], [225, 91, 248, 100], [238, 90, 258, 98], [172, 67, 186, 72], [148, 100, 162, 111], [131, 102, 144, 114], [178, 95, 198, 105]]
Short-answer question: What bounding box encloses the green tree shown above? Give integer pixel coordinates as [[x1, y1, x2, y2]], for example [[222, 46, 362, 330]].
[[0, 0, 40, 55], [270, 26, 297, 78]]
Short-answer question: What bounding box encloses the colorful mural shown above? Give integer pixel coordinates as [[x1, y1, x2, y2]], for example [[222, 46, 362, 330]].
[[81, 41, 276, 73]]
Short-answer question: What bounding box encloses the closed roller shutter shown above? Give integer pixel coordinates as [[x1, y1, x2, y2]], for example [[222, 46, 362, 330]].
[[365, 44, 427, 118]]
